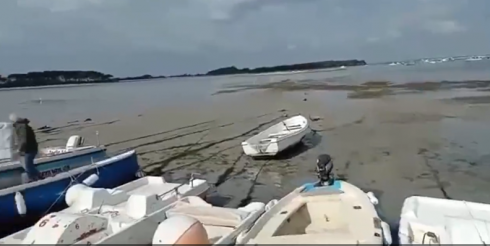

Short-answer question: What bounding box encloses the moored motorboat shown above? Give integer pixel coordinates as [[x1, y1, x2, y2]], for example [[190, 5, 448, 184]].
[[0, 150, 140, 237], [399, 196, 490, 244], [63, 173, 210, 213], [241, 115, 310, 157], [236, 154, 392, 244], [1, 180, 270, 245], [0, 122, 107, 189]]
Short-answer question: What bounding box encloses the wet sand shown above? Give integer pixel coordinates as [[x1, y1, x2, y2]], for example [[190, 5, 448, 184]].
[[34, 80, 490, 225]]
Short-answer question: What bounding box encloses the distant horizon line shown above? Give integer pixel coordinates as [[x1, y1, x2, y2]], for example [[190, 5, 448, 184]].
[[1, 53, 489, 78]]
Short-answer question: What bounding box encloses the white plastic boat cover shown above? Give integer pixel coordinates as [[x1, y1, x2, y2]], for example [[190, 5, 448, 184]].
[[0, 122, 14, 161], [399, 196, 490, 244]]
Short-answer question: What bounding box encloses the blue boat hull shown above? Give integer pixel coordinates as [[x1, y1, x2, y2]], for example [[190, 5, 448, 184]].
[[0, 149, 108, 189], [0, 150, 140, 237]]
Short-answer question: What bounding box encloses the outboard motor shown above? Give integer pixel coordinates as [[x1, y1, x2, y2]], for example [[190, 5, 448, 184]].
[[315, 154, 334, 187]]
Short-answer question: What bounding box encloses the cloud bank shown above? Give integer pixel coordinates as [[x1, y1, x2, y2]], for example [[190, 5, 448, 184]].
[[0, 0, 488, 76]]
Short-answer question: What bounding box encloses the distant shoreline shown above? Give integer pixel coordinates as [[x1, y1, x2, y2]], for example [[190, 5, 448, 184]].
[[0, 59, 365, 89], [0, 83, 97, 91]]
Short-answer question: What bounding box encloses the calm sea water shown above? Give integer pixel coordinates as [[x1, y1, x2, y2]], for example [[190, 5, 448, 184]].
[[0, 60, 488, 125]]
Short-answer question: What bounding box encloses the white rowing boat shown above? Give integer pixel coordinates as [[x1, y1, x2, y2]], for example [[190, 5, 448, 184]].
[[0, 174, 210, 244], [399, 196, 490, 244], [241, 115, 310, 157]]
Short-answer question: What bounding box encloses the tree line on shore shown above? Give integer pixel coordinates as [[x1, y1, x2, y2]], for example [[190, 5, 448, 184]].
[[0, 59, 366, 88]]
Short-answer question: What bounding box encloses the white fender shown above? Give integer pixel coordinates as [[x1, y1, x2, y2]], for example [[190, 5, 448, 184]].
[[65, 184, 87, 207], [237, 231, 247, 243], [82, 174, 99, 186], [366, 191, 379, 205], [15, 192, 26, 215], [66, 174, 99, 206], [135, 170, 145, 178], [237, 201, 273, 242], [265, 199, 278, 211], [237, 202, 265, 213], [381, 221, 392, 245], [65, 173, 96, 206]]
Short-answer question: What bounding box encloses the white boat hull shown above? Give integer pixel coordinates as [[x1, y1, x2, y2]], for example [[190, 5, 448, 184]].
[[237, 180, 391, 244], [242, 115, 310, 157], [399, 196, 490, 244], [0, 175, 210, 244], [9, 196, 268, 245]]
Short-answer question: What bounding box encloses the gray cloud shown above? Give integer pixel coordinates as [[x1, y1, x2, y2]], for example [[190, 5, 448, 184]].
[[0, 0, 489, 76]]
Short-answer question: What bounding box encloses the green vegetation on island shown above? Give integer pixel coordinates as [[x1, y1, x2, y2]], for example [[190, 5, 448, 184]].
[[0, 59, 366, 88], [206, 59, 366, 76]]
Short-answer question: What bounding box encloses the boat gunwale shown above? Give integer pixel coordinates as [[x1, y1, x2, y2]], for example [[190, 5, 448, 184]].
[[237, 185, 305, 243], [0, 146, 106, 173], [241, 115, 309, 145], [93, 195, 264, 245], [0, 150, 136, 196]]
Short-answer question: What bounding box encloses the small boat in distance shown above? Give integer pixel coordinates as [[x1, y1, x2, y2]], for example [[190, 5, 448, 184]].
[[399, 196, 490, 244], [241, 115, 310, 157], [236, 154, 392, 244], [466, 56, 485, 61], [0, 122, 107, 190], [0, 150, 141, 237]]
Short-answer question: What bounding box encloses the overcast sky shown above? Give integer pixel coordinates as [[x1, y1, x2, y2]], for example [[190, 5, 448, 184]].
[[0, 0, 489, 77]]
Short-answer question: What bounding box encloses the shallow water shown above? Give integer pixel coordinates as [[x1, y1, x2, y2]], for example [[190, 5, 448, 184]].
[[439, 118, 490, 165], [0, 60, 488, 125]]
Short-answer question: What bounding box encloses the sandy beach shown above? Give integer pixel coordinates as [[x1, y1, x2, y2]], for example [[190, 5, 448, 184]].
[[32, 80, 490, 225]]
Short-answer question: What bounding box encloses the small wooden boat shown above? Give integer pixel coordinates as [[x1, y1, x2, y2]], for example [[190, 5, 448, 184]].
[[241, 115, 310, 157], [0, 122, 107, 189], [236, 154, 392, 244], [0, 150, 140, 237], [399, 196, 490, 244], [2, 187, 270, 245]]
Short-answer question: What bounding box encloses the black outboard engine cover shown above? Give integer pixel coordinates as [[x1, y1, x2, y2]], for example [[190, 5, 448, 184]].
[[316, 154, 334, 186]]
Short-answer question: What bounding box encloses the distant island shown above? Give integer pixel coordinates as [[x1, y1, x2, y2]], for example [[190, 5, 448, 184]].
[[205, 59, 365, 76], [0, 59, 366, 88]]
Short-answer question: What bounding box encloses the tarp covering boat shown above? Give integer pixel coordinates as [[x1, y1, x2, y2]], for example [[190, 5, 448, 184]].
[[0, 122, 14, 161]]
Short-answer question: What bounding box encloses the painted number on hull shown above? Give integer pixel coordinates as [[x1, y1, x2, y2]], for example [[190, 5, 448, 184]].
[[40, 165, 70, 178]]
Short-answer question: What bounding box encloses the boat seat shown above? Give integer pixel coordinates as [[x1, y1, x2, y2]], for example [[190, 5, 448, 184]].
[[75, 188, 129, 210], [267, 132, 289, 138], [166, 206, 250, 227], [267, 127, 302, 139], [259, 138, 275, 143], [125, 193, 175, 219], [285, 125, 303, 130]]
